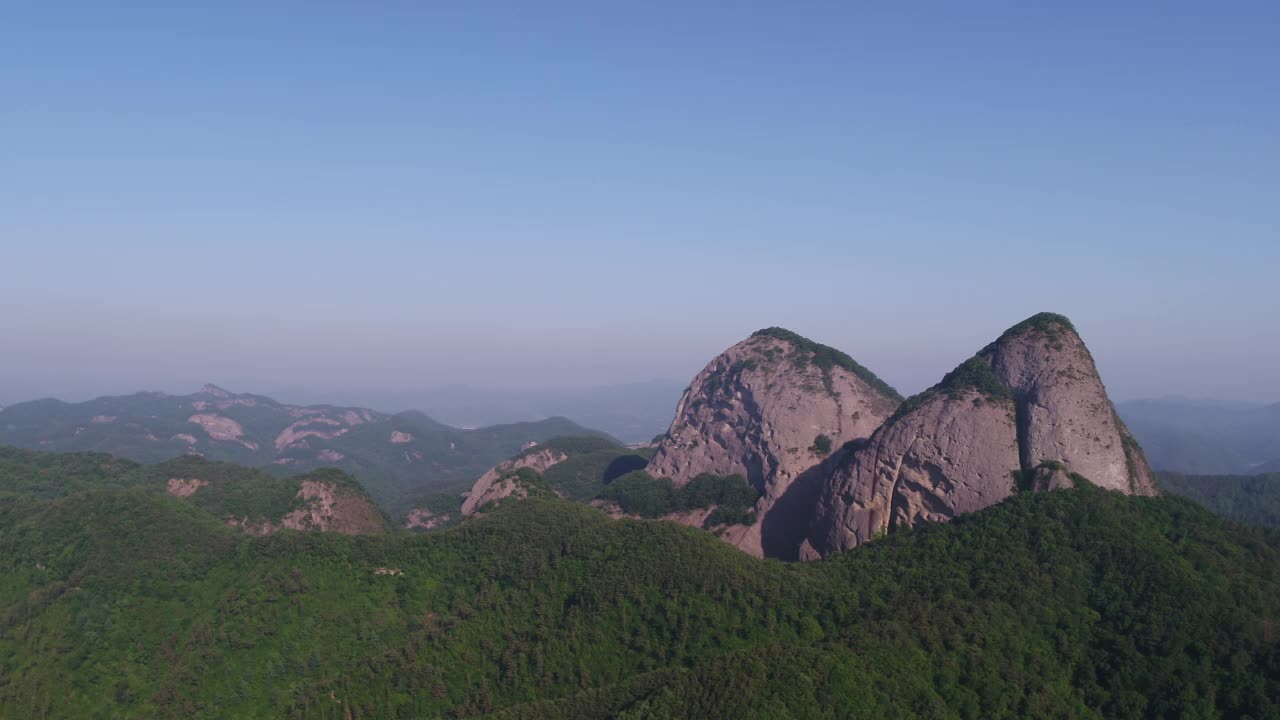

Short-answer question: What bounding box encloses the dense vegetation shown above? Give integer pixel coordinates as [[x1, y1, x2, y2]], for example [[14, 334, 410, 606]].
[[521, 436, 655, 502], [891, 314, 1079, 422], [892, 355, 1016, 421], [981, 312, 1077, 353], [3, 448, 1280, 718], [751, 328, 903, 401], [1158, 471, 1280, 528], [0, 446, 145, 499], [598, 471, 760, 526], [0, 446, 388, 533]]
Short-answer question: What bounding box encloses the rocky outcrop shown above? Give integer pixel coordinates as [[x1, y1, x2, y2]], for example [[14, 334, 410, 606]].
[[645, 328, 902, 559], [461, 448, 569, 515], [279, 479, 384, 534], [224, 479, 386, 535], [404, 508, 451, 530], [804, 313, 1157, 559], [165, 477, 208, 497], [274, 417, 349, 451], [188, 413, 258, 449]]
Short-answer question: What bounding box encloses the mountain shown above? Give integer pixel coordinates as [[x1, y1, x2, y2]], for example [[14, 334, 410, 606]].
[[1116, 397, 1280, 474], [462, 446, 575, 515], [644, 327, 902, 559], [1158, 470, 1280, 528], [1257, 458, 1280, 474], [456, 436, 653, 518], [269, 380, 687, 444], [1, 456, 1277, 718], [0, 384, 612, 514], [805, 313, 1155, 559], [0, 446, 387, 535]]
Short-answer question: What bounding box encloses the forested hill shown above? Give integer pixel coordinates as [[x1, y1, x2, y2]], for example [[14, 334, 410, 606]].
[[2, 463, 1278, 718], [0, 385, 612, 513], [1158, 471, 1280, 528]]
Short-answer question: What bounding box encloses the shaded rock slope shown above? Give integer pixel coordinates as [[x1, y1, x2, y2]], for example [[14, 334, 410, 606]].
[[803, 313, 1156, 559], [645, 328, 902, 559]]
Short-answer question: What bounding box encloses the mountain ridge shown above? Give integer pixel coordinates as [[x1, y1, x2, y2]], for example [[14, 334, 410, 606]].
[[1117, 396, 1280, 474], [804, 313, 1155, 558], [644, 327, 901, 558], [0, 385, 613, 514]]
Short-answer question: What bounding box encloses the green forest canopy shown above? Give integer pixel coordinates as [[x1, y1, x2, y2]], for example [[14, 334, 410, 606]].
[[1, 444, 1278, 719]]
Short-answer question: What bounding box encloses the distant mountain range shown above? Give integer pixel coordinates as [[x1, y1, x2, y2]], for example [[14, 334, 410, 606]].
[[0, 384, 611, 514], [267, 380, 686, 444], [1115, 397, 1280, 474]]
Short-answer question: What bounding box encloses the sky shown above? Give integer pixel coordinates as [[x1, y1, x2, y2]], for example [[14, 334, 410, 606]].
[[2, 1, 1277, 406]]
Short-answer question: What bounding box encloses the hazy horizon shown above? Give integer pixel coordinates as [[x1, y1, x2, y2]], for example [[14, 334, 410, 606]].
[[4, 4, 1277, 406]]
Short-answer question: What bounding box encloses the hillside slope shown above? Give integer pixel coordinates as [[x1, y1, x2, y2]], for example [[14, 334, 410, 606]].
[[457, 436, 651, 518], [0, 446, 389, 535], [1158, 471, 1280, 528], [0, 384, 611, 513], [1, 463, 1276, 718]]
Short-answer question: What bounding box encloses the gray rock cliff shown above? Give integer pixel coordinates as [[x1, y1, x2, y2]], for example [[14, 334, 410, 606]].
[[803, 313, 1156, 559], [461, 447, 568, 515], [645, 328, 901, 559]]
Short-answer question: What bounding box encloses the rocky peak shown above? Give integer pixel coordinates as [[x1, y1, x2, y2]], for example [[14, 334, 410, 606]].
[[199, 383, 234, 398], [980, 313, 1153, 495], [645, 328, 900, 559], [161, 463, 387, 536], [461, 447, 570, 515], [803, 312, 1156, 559]]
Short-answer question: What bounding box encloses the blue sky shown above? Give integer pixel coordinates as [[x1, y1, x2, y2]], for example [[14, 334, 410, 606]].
[[2, 1, 1277, 404]]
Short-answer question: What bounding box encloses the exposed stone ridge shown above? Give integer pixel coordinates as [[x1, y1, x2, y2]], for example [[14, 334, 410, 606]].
[[280, 479, 385, 534], [461, 448, 569, 515], [200, 383, 233, 398], [645, 329, 900, 559], [187, 413, 260, 450], [982, 312, 1155, 496], [803, 312, 1157, 559], [165, 477, 208, 497], [404, 508, 451, 530], [223, 479, 386, 536]]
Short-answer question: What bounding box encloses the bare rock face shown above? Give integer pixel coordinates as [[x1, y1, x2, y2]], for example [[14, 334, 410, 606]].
[[165, 477, 208, 498], [223, 479, 386, 536], [645, 328, 901, 559], [188, 413, 257, 449], [984, 316, 1156, 495], [404, 508, 451, 530], [461, 447, 569, 515], [279, 479, 385, 534], [801, 389, 1021, 559], [804, 313, 1157, 559]]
